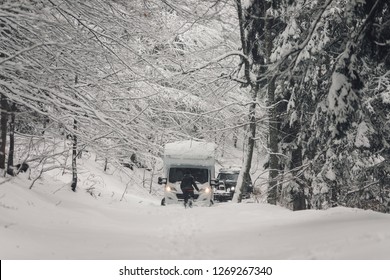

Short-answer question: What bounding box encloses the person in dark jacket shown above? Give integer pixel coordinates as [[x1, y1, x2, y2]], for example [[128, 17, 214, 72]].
[[180, 170, 199, 207]]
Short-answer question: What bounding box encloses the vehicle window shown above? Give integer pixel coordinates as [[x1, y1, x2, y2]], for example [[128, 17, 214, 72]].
[[217, 173, 238, 181], [169, 168, 209, 184]]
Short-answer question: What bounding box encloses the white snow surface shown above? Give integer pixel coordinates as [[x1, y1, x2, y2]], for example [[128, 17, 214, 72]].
[[355, 121, 371, 148], [1, 157, 390, 260], [164, 140, 215, 160], [241, 0, 254, 9]]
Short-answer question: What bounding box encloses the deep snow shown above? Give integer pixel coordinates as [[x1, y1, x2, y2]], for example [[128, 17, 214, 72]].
[[1, 155, 390, 260]]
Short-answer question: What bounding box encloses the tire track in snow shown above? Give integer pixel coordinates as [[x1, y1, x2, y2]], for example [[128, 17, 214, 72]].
[[151, 206, 213, 259]]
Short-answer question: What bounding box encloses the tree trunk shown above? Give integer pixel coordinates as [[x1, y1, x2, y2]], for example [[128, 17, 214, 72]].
[[149, 160, 156, 194], [7, 103, 16, 168], [232, 84, 259, 202], [104, 158, 108, 172], [232, 0, 255, 203], [264, 6, 279, 205], [71, 118, 77, 192], [267, 75, 279, 204], [0, 94, 8, 172], [291, 145, 306, 210], [71, 74, 78, 192]]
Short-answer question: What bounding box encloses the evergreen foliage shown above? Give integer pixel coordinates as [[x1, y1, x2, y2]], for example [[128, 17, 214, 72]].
[[253, 0, 390, 212]]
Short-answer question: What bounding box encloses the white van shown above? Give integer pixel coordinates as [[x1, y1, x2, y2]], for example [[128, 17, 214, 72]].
[[158, 140, 216, 206]]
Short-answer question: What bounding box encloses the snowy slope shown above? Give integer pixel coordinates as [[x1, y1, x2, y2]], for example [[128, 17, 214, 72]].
[[1, 156, 390, 260]]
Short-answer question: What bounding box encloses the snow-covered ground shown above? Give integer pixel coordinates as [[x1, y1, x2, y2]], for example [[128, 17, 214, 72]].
[[1, 154, 390, 260]]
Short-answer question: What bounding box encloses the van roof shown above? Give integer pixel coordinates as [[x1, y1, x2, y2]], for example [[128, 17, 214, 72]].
[[218, 167, 241, 173], [164, 140, 215, 160]]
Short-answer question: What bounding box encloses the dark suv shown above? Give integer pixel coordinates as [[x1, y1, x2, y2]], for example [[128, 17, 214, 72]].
[[214, 168, 253, 201]]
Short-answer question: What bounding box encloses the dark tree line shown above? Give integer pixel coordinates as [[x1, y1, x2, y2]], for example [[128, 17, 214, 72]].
[[235, 0, 390, 212]]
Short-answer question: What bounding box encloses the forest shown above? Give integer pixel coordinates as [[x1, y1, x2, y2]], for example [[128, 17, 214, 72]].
[[1, 0, 389, 213]]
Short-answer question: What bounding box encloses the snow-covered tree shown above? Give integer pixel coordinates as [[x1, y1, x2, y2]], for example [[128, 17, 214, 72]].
[[262, 0, 390, 212], [0, 0, 250, 194]]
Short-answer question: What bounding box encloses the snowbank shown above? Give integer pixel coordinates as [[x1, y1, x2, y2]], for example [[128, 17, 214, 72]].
[[1, 169, 390, 259]]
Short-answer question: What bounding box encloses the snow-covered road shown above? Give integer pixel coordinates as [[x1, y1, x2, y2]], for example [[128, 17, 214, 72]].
[[1, 178, 390, 260]]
